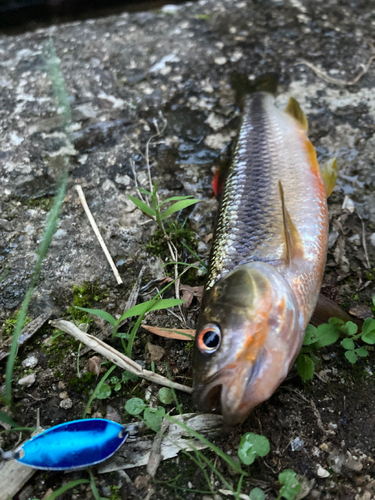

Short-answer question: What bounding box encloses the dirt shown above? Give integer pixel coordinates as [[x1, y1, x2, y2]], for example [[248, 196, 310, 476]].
[[1, 0, 375, 498]]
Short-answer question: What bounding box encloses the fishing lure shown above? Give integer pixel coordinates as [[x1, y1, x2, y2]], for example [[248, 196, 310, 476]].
[[1, 419, 135, 470], [193, 90, 337, 424]]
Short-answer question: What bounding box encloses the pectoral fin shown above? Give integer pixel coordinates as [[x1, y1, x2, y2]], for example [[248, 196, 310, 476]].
[[311, 294, 362, 330], [321, 158, 338, 197], [285, 97, 308, 132], [279, 181, 304, 266]]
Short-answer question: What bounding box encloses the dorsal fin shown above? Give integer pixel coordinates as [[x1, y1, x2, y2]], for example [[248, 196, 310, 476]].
[[321, 158, 338, 197], [278, 181, 304, 266], [285, 97, 308, 132]]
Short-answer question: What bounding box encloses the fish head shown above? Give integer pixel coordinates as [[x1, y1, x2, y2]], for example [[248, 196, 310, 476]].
[[193, 261, 302, 424]]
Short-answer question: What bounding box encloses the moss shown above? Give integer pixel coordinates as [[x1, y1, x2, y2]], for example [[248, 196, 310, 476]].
[[66, 281, 110, 323], [3, 311, 32, 338], [109, 486, 121, 500], [9, 195, 54, 212], [68, 372, 95, 393], [185, 341, 194, 354], [146, 220, 196, 258], [25, 197, 54, 211]]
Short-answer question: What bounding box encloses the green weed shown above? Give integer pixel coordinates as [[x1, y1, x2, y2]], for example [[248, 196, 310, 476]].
[[129, 182, 199, 229], [66, 282, 109, 324], [130, 181, 203, 271], [238, 432, 270, 465], [125, 397, 166, 432], [3, 311, 32, 338], [297, 316, 375, 381], [237, 434, 301, 500], [95, 370, 138, 400]]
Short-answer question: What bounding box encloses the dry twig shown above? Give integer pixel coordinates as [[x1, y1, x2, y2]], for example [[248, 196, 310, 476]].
[[0, 311, 51, 361], [50, 319, 192, 394], [147, 418, 170, 477], [296, 52, 375, 86], [358, 215, 370, 269], [75, 185, 123, 285]]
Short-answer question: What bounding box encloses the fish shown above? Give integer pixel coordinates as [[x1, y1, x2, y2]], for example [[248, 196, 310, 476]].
[[192, 90, 337, 425]]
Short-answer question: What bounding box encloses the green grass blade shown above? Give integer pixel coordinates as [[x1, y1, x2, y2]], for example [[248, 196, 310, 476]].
[[136, 187, 152, 196], [163, 261, 204, 271], [118, 298, 185, 323], [5, 175, 68, 405], [43, 479, 90, 500], [83, 364, 116, 418], [74, 307, 117, 326], [0, 410, 18, 428], [161, 199, 199, 220], [89, 470, 106, 500], [181, 241, 207, 269], [128, 195, 155, 217], [5, 40, 72, 406], [126, 314, 144, 357], [157, 195, 194, 209], [43, 39, 71, 132], [163, 414, 246, 475]]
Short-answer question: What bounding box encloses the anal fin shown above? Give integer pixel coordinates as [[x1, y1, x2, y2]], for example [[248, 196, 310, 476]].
[[321, 158, 338, 197], [285, 97, 308, 132], [279, 181, 304, 266]]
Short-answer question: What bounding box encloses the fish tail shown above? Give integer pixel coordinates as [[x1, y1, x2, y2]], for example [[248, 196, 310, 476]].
[[231, 72, 279, 104]]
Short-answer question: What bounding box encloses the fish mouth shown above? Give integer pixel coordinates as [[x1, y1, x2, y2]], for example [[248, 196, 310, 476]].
[[193, 355, 269, 425]]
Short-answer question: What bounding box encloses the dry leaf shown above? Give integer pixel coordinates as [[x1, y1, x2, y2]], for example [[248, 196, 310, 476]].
[[179, 284, 204, 309], [88, 356, 102, 375], [349, 304, 372, 320], [134, 474, 151, 491], [145, 343, 166, 363], [142, 325, 195, 341]]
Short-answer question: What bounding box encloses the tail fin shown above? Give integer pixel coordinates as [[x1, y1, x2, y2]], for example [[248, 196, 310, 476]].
[[231, 72, 279, 105]]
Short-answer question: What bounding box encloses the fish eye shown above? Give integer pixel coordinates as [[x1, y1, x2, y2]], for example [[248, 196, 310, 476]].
[[197, 324, 221, 354]]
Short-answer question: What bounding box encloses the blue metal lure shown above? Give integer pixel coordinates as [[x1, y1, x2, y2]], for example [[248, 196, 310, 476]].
[[1, 419, 132, 470]]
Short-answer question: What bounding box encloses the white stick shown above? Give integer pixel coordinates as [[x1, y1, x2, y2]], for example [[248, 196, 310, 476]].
[[50, 319, 193, 394], [75, 185, 123, 285]]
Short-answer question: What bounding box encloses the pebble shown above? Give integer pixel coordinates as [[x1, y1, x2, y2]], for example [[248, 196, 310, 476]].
[[115, 174, 132, 186], [214, 56, 227, 65], [342, 195, 355, 212], [161, 4, 180, 13], [106, 406, 121, 424], [316, 464, 330, 478], [370, 233, 375, 247], [60, 398, 73, 409], [197, 241, 208, 253], [205, 112, 225, 131], [290, 436, 305, 452], [145, 343, 166, 363], [204, 133, 231, 150], [230, 50, 243, 62], [101, 485, 111, 497], [18, 373, 36, 387], [59, 391, 69, 400], [21, 355, 38, 369]]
